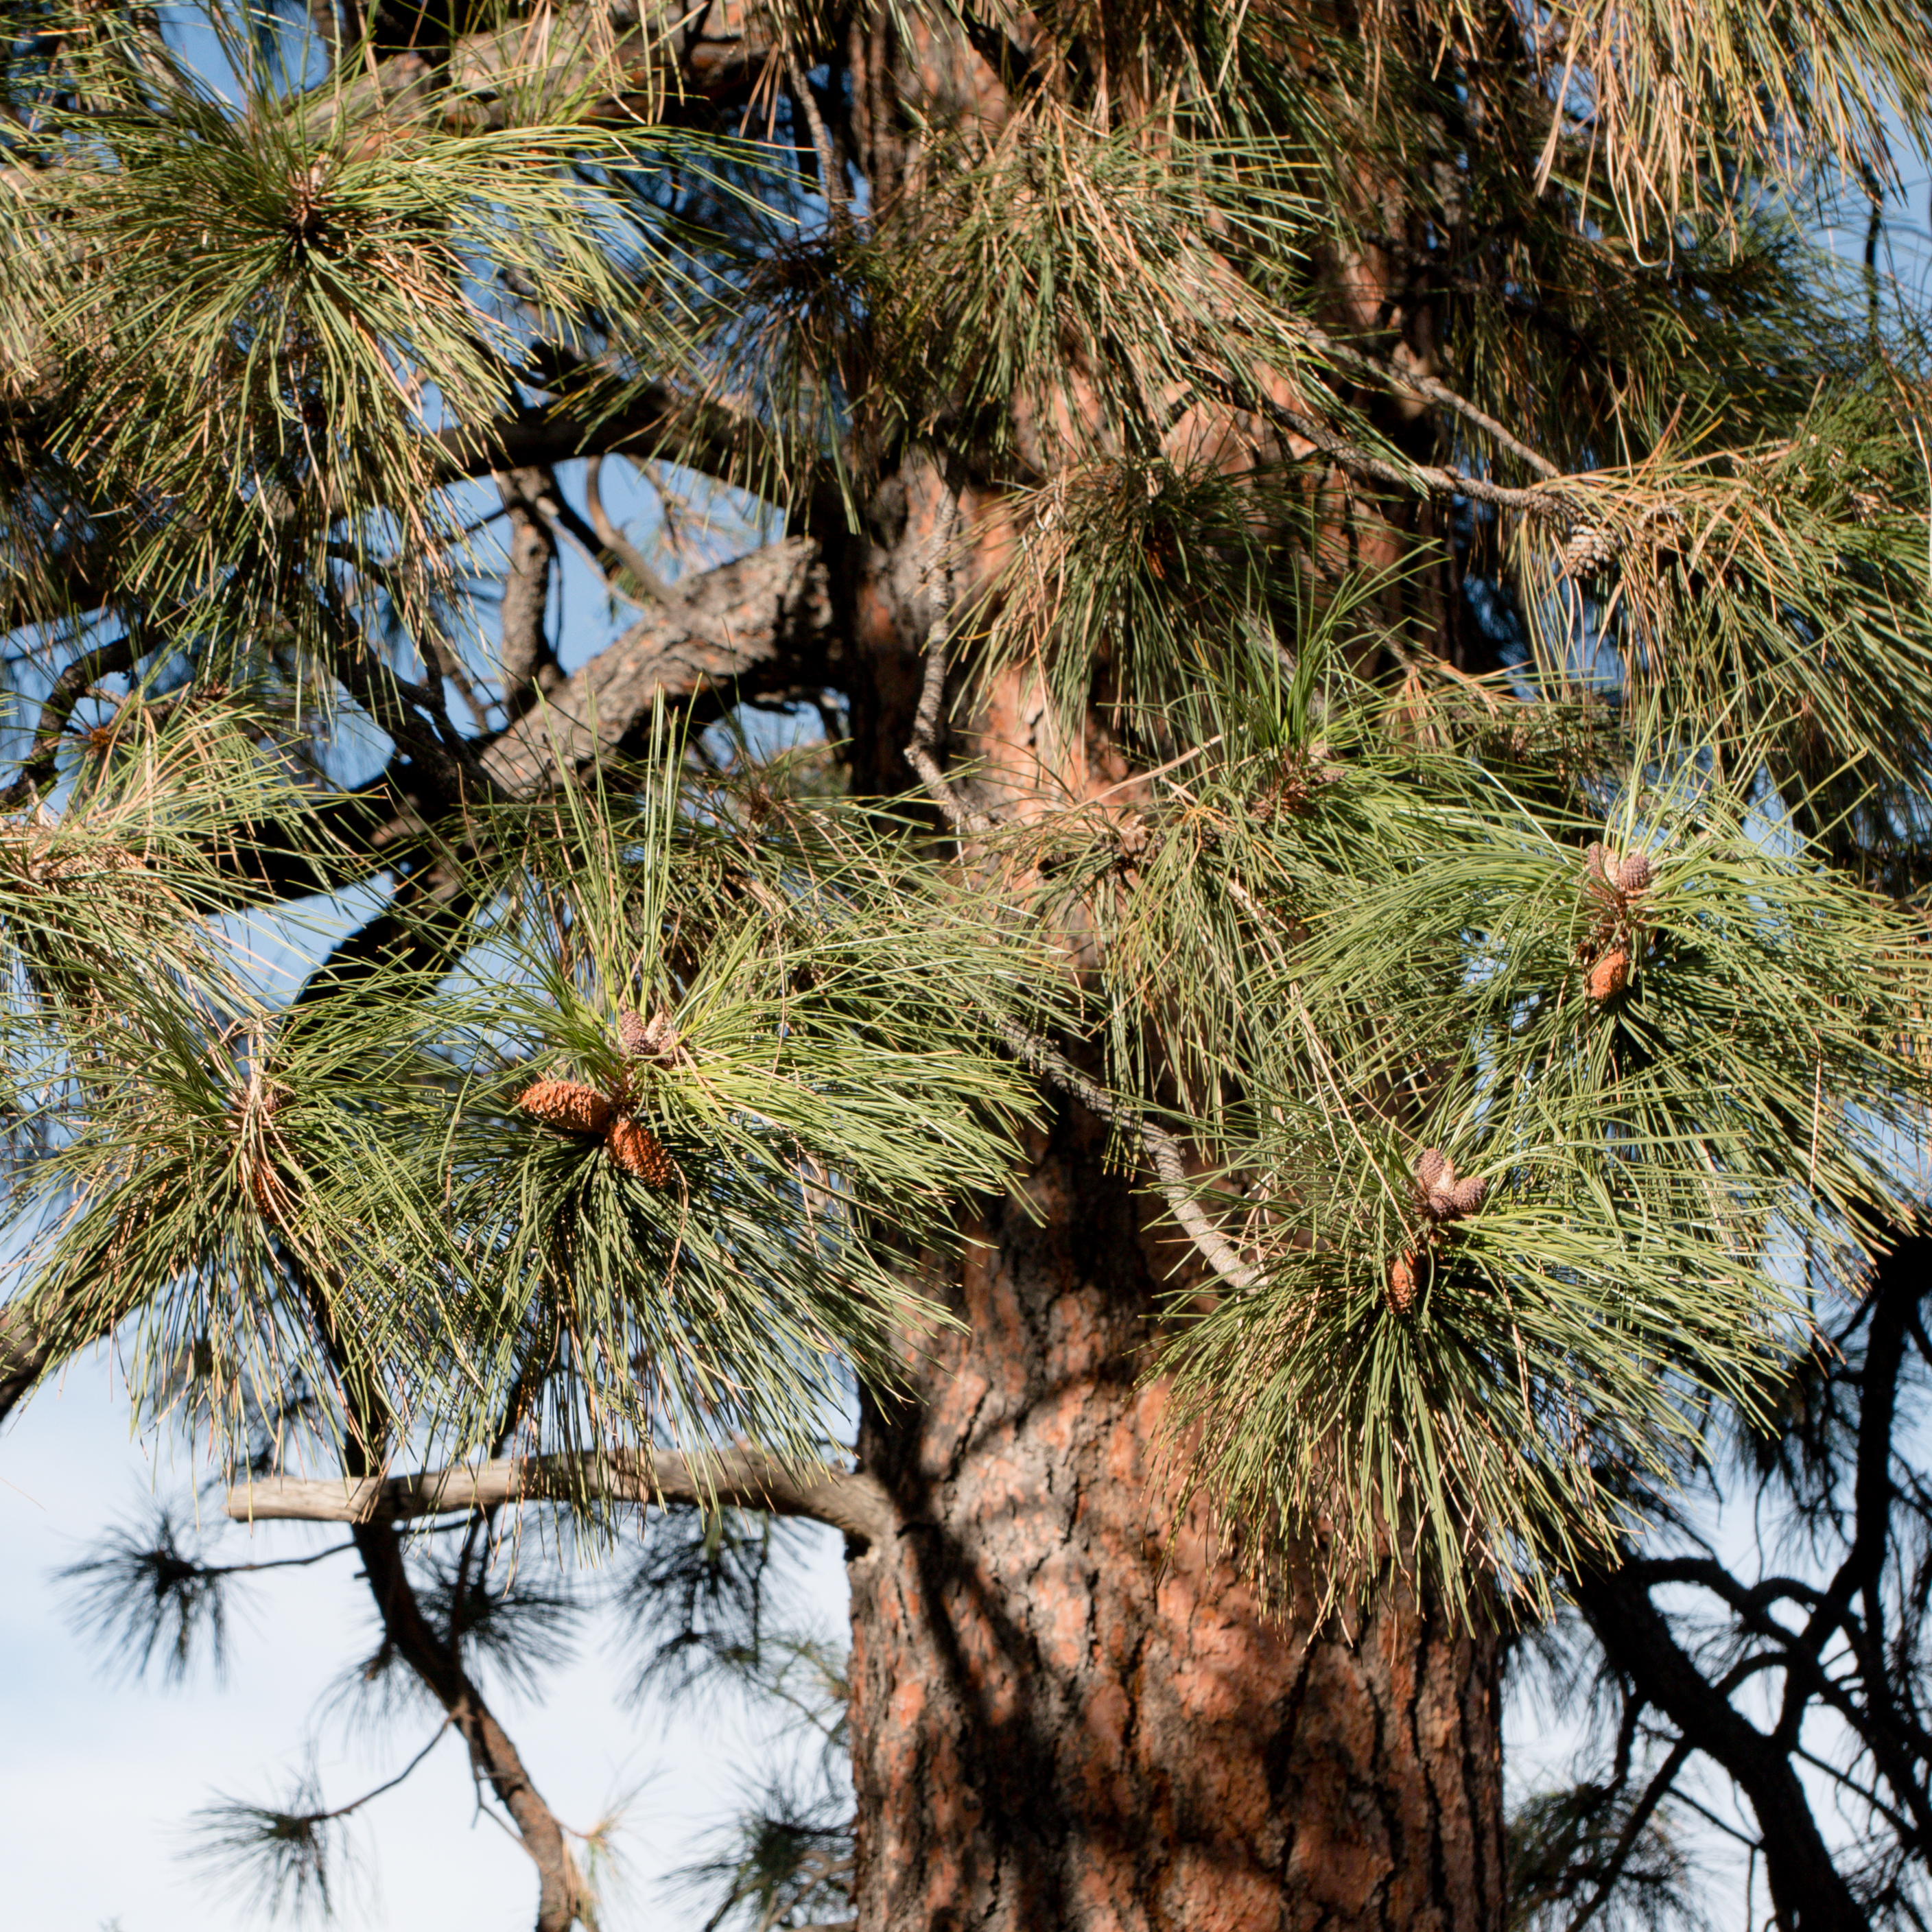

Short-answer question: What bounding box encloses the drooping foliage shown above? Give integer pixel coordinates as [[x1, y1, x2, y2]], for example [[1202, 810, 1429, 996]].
[[5, 0, 1932, 1922]]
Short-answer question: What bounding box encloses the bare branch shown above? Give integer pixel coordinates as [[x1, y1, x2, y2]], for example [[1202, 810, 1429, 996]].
[[224, 1446, 901, 1551], [426, 381, 847, 543], [0, 633, 137, 813], [493, 467, 562, 717], [480, 534, 833, 792], [584, 456, 676, 605]]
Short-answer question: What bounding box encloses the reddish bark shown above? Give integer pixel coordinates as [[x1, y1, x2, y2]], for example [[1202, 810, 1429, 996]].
[[848, 1117, 1505, 1932], [829, 20, 1505, 1916]]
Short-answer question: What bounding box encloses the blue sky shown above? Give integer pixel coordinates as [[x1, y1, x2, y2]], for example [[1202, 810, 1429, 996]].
[[2, 1347, 849, 1930]]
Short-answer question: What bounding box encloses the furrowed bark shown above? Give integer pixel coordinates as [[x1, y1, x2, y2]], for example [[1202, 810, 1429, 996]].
[[825, 16, 1511, 1908], [849, 1114, 1506, 1931]]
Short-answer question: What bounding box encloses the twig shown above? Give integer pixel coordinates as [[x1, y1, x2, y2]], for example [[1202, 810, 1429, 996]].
[[584, 456, 677, 604], [1286, 316, 1563, 480], [296, 1721, 455, 1827], [1203, 370, 1579, 524], [785, 51, 849, 232]]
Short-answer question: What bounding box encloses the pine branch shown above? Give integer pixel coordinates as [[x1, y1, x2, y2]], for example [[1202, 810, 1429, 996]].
[[1559, 1738, 1693, 1932], [224, 1446, 900, 1551], [350, 1509, 589, 1932], [281, 1252, 592, 1932], [1573, 1559, 1870, 1932], [1222, 375, 1575, 523]]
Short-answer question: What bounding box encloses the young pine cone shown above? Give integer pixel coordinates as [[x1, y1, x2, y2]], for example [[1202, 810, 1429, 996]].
[[1387, 1249, 1419, 1316], [606, 1118, 677, 1188], [618, 1007, 681, 1063], [1616, 849, 1653, 895], [1414, 1147, 1487, 1223], [518, 1079, 615, 1138], [1588, 948, 1630, 1003], [1586, 842, 1653, 899]]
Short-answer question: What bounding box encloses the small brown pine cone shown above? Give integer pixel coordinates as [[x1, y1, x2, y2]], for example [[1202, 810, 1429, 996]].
[[518, 1079, 615, 1138], [606, 1118, 676, 1188], [1416, 1146, 1450, 1195], [1584, 840, 1610, 885], [1588, 948, 1630, 1002], [1387, 1250, 1419, 1316], [1449, 1175, 1487, 1217], [1616, 849, 1653, 895], [620, 1008, 681, 1063], [1561, 521, 1618, 578]]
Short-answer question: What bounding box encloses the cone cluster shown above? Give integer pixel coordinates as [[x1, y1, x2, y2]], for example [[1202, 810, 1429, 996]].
[[1577, 843, 1653, 1003], [1387, 1149, 1487, 1316], [1250, 742, 1341, 822], [1414, 1146, 1486, 1222], [517, 1076, 677, 1190], [1586, 843, 1653, 897]]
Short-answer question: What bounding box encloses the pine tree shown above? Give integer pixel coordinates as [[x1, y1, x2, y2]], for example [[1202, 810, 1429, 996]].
[[3, 2, 1932, 1929]]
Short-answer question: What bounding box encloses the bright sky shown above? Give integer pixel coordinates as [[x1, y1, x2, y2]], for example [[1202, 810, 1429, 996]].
[[1, 1349, 851, 1931]]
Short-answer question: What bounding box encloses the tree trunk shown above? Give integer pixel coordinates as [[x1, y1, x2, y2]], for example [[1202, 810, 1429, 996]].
[[832, 11, 1509, 1898], [847, 1112, 1506, 1932]]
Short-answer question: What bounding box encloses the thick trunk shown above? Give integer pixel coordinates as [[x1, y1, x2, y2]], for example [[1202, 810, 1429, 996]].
[[847, 1116, 1505, 1931]]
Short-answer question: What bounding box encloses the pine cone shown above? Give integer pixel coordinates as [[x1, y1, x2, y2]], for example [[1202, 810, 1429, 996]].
[[518, 1079, 615, 1137], [619, 1008, 681, 1063], [1616, 849, 1653, 895], [1415, 1147, 1486, 1222], [606, 1118, 676, 1187], [1387, 1249, 1419, 1316], [1588, 948, 1629, 1002], [1416, 1146, 1450, 1197], [1561, 521, 1618, 578]]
